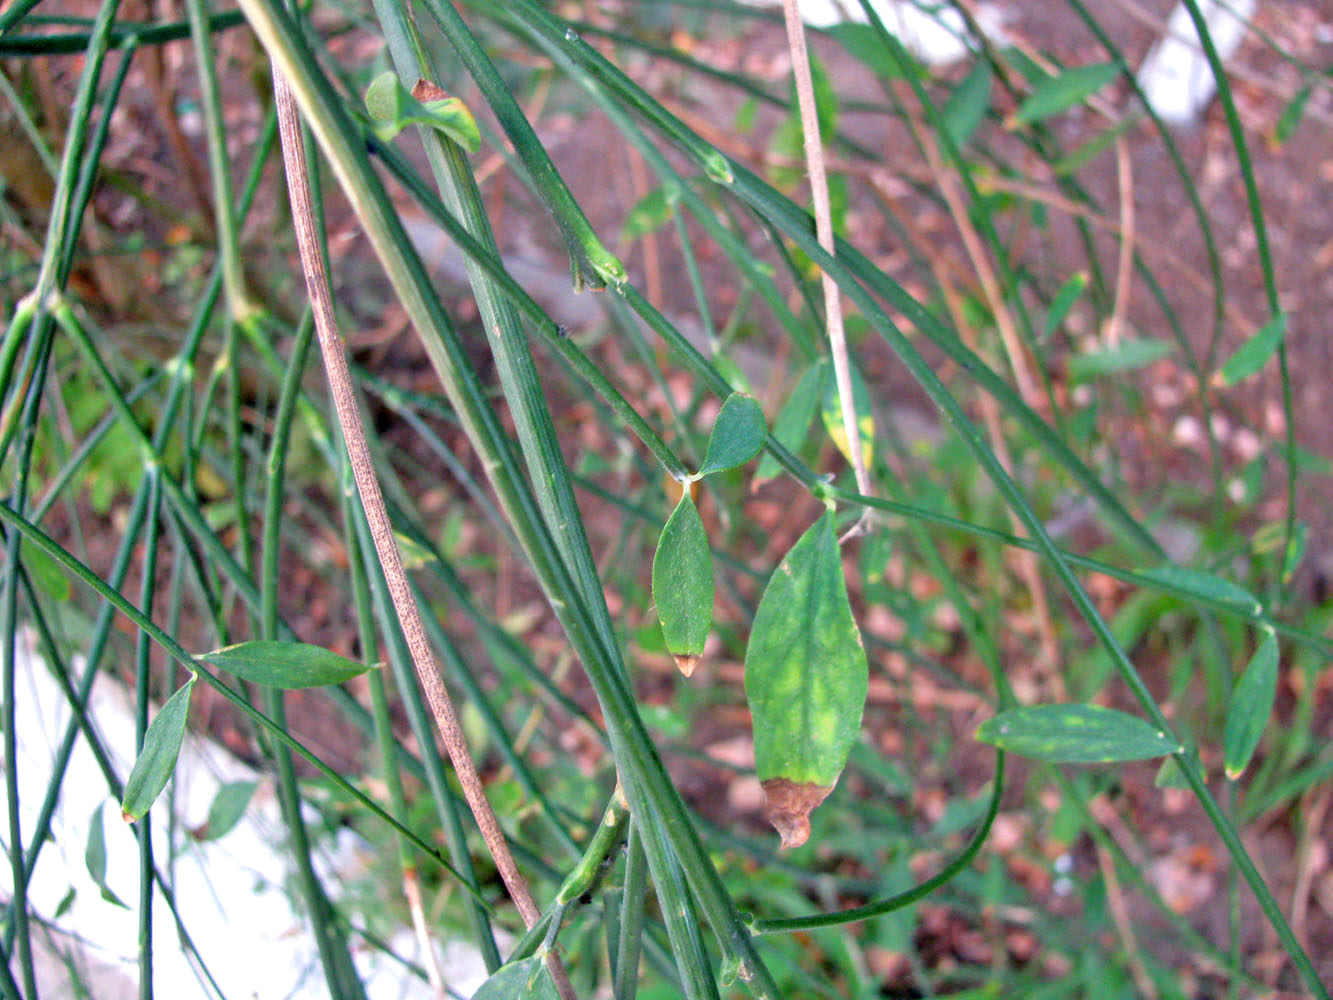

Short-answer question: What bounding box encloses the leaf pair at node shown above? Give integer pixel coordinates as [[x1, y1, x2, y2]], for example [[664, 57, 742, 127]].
[[120, 642, 374, 822], [652, 393, 766, 677]]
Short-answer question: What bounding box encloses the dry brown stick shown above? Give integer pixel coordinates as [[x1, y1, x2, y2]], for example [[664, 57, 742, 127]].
[[269, 69, 578, 1000], [1106, 134, 1136, 348], [780, 0, 874, 538], [1096, 842, 1159, 1000]]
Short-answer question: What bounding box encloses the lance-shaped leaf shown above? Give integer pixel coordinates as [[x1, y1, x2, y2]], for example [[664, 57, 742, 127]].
[[976, 704, 1180, 763], [198, 640, 374, 689], [696, 392, 767, 478], [121, 676, 195, 822], [1224, 630, 1279, 779], [364, 72, 481, 151], [745, 511, 868, 848], [1136, 565, 1262, 615], [942, 59, 992, 149], [85, 803, 128, 907], [1215, 313, 1286, 387], [819, 358, 874, 474], [193, 780, 258, 842], [755, 363, 822, 483], [652, 493, 713, 677], [1010, 62, 1120, 126]]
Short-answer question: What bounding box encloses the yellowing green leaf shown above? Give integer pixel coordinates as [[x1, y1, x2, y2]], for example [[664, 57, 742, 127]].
[[1223, 630, 1278, 779], [976, 704, 1179, 763], [365, 72, 480, 152], [819, 359, 874, 473], [745, 512, 867, 847]]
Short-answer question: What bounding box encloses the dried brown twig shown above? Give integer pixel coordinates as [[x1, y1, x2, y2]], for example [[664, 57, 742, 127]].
[[270, 68, 578, 1000]]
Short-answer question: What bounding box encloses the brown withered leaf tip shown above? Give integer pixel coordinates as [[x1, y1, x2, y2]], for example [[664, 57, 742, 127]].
[[673, 653, 700, 678], [761, 778, 832, 849], [412, 79, 449, 103]]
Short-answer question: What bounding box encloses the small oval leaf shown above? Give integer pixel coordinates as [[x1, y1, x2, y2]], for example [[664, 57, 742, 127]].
[[651, 493, 713, 675], [1011, 62, 1120, 126], [1223, 630, 1279, 780], [976, 704, 1180, 763], [198, 640, 374, 689], [1214, 313, 1286, 387], [121, 677, 195, 822], [745, 511, 868, 846], [697, 393, 767, 477]]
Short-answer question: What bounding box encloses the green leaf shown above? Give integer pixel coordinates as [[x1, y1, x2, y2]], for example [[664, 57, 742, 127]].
[[711, 353, 751, 394], [735, 96, 757, 133], [976, 704, 1180, 762], [697, 393, 767, 477], [364, 71, 480, 152], [1273, 81, 1312, 144], [819, 358, 875, 473], [473, 957, 559, 1000], [1067, 337, 1174, 380], [121, 676, 195, 822], [1136, 565, 1262, 615], [825, 23, 919, 79], [745, 511, 868, 847], [197, 640, 375, 689], [942, 60, 992, 149], [1041, 271, 1088, 341], [1215, 313, 1286, 386], [196, 780, 258, 841], [23, 544, 72, 602], [1223, 630, 1279, 780], [1011, 62, 1120, 126], [755, 363, 823, 483], [1050, 112, 1142, 176], [651, 493, 713, 676], [85, 804, 128, 907], [622, 183, 680, 242]]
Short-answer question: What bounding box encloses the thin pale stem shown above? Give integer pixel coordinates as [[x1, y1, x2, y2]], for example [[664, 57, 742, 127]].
[[779, 0, 872, 531]]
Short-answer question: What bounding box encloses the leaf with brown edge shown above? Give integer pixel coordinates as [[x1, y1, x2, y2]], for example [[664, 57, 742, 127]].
[[761, 778, 832, 849], [745, 511, 868, 847]]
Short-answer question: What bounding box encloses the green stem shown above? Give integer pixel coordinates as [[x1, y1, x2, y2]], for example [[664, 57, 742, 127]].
[[0, 9, 246, 55], [614, 824, 648, 1000], [183, 0, 254, 321], [753, 753, 1003, 932], [1176, 0, 1298, 587]]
